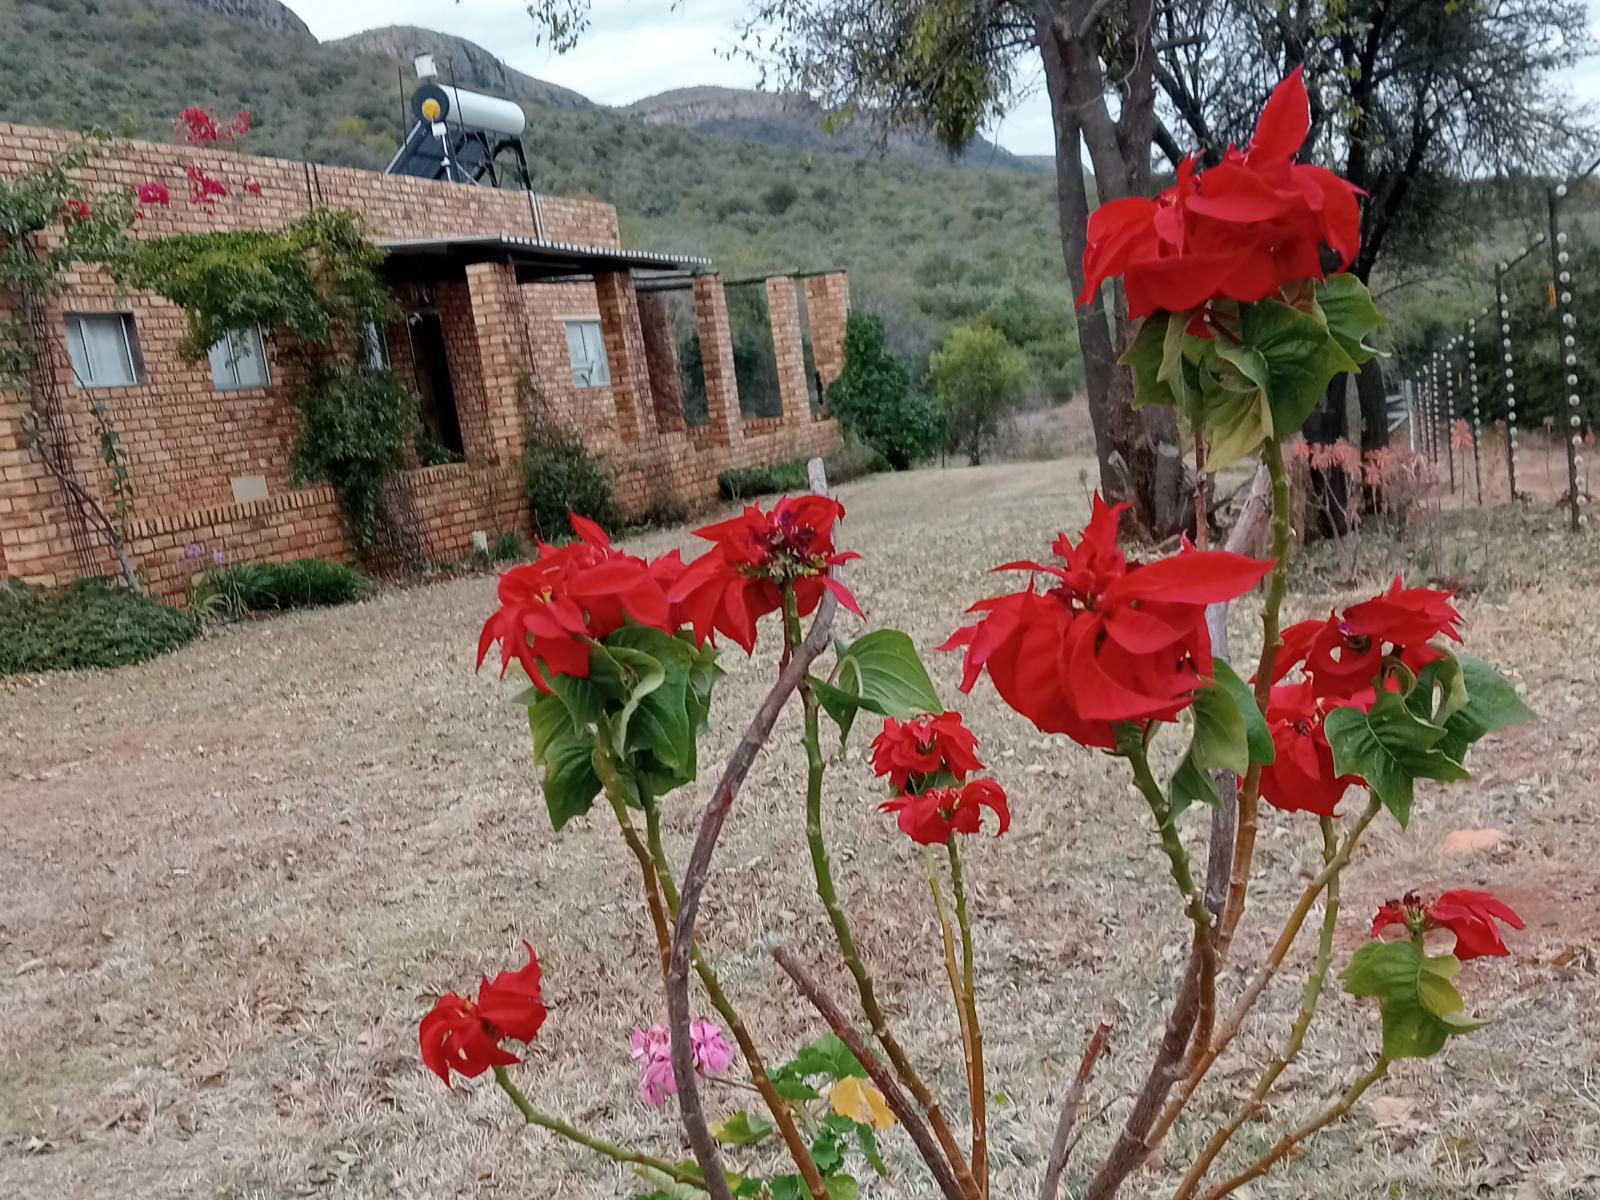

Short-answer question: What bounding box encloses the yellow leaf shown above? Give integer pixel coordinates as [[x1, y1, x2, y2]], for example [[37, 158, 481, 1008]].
[[829, 1077, 896, 1131]]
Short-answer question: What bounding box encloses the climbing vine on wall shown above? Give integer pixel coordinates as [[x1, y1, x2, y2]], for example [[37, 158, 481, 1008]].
[[123, 210, 415, 551], [0, 134, 144, 592]]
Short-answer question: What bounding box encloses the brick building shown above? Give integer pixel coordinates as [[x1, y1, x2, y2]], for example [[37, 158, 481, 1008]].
[[0, 124, 848, 600]]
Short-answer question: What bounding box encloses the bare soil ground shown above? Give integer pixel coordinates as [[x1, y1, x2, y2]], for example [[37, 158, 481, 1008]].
[[3, 460, 1598, 1200]]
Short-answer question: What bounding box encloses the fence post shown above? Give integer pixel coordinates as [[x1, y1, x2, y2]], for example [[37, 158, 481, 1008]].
[[1467, 318, 1483, 505], [1444, 338, 1458, 493], [1495, 264, 1521, 499], [1547, 183, 1582, 533]]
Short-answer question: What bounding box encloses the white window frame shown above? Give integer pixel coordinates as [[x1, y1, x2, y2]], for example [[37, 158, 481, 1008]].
[[362, 320, 391, 371], [65, 313, 143, 389], [207, 325, 271, 390], [564, 318, 611, 389]]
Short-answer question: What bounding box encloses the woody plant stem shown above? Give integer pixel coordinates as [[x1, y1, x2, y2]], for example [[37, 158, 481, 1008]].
[[595, 750, 829, 1200], [493, 1066, 703, 1188], [786, 591, 981, 1200]]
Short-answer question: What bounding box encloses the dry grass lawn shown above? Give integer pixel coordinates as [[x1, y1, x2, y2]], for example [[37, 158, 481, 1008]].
[[3, 459, 1598, 1200]]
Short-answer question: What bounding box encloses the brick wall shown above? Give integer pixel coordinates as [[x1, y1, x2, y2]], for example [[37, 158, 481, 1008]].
[[0, 121, 848, 599]]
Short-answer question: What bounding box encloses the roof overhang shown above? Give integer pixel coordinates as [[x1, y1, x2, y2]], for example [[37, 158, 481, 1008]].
[[376, 234, 713, 284]]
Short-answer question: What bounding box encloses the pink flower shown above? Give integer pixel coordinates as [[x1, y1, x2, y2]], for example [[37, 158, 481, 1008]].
[[639, 1054, 676, 1107], [690, 1019, 735, 1077], [62, 198, 91, 222], [630, 1019, 735, 1107], [137, 181, 171, 207], [186, 165, 229, 207]]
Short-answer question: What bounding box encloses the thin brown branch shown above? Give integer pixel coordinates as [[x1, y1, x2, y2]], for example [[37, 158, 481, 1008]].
[[1038, 1021, 1112, 1200], [1197, 1058, 1391, 1200], [771, 946, 969, 1200], [663, 464, 841, 1200]]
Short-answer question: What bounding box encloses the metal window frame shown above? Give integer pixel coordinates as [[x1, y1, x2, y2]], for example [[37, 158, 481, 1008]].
[[564, 318, 610, 389], [210, 325, 271, 391], [65, 313, 141, 388]]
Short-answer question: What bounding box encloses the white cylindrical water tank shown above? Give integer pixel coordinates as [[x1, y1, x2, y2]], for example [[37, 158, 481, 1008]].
[[412, 83, 527, 138]]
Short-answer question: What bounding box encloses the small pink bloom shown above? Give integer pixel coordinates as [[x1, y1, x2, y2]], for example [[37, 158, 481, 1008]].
[[630, 1024, 670, 1063], [137, 181, 170, 207], [690, 1019, 735, 1077], [641, 1054, 677, 1107]]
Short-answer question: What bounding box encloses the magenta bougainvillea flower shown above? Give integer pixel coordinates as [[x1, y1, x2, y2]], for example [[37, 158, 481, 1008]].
[[136, 180, 171, 207]]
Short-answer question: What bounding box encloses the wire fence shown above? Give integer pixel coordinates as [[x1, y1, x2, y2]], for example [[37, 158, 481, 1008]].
[[1406, 157, 1600, 533]]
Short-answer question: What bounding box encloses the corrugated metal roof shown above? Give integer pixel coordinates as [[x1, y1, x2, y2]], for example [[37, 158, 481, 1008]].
[[377, 234, 712, 278]]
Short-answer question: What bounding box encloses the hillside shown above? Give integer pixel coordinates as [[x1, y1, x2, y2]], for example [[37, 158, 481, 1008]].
[[0, 0, 1081, 390], [329, 25, 594, 112]]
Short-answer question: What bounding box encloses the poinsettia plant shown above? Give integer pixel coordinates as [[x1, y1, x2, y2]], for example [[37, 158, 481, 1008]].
[[418, 70, 1532, 1200]]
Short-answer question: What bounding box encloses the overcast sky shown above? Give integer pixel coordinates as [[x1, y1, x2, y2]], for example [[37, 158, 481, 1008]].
[[288, 0, 1598, 158]]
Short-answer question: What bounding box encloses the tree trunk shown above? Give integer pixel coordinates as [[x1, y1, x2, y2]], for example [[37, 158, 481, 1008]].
[[1037, 7, 1188, 540]]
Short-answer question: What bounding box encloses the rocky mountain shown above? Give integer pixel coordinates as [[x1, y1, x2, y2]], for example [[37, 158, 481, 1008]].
[[623, 86, 1047, 174], [330, 26, 594, 112], [181, 0, 312, 39]]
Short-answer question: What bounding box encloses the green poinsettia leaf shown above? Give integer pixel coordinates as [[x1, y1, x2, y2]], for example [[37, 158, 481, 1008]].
[[814, 629, 942, 744], [1198, 374, 1273, 470], [1189, 672, 1250, 774], [1168, 748, 1221, 818], [1121, 314, 1176, 410], [1213, 660, 1275, 765], [1324, 692, 1470, 827], [1439, 655, 1535, 762], [1237, 297, 1361, 439], [527, 694, 602, 830], [605, 626, 703, 797], [1317, 274, 1387, 366], [1342, 941, 1485, 1060]]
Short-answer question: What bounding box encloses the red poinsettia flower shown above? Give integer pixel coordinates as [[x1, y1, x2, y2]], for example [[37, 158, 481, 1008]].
[[61, 198, 91, 222], [880, 779, 1010, 845], [1078, 68, 1362, 319], [420, 942, 548, 1084], [667, 495, 862, 653], [1257, 682, 1362, 817], [870, 711, 985, 791], [1276, 576, 1462, 703], [136, 180, 171, 207], [940, 494, 1273, 749], [477, 514, 674, 688], [1370, 890, 1524, 962]]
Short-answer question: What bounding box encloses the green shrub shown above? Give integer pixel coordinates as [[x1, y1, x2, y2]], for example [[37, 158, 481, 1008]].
[[0, 579, 198, 673], [292, 366, 416, 549], [492, 531, 527, 562], [929, 321, 1032, 466], [524, 424, 620, 540], [717, 440, 888, 501], [189, 559, 373, 614], [826, 312, 945, 470], [719, 460, 810, 501]]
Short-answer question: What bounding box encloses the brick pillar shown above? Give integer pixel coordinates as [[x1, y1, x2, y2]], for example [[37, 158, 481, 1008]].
[[692, 274, 741, 449], [637, 292, 684, 434], [805, 273, 851, 398], [465, 260, 530, 465], [765, 275, 810, 427], [594, 271, 651, 446]]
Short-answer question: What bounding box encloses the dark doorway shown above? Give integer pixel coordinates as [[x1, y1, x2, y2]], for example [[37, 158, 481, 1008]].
[[411, 312, 465, 458]]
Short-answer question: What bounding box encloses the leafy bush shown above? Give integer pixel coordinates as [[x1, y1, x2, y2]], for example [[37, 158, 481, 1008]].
[[525, 423, 620, 540], [189, 559, 372, 614], [0, 579, 197, 673], [929, 322, 1032, 465], [717, 440, 889, 500], [826, 312, 945, 470], [292, 367, 416, 549]]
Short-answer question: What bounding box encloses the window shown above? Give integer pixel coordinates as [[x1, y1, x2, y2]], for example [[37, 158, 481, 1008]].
[[208, 325, 271, 390], [65, 314, 143, 388], [564, 319, 611, 388], [362, 321, 391, 371]]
